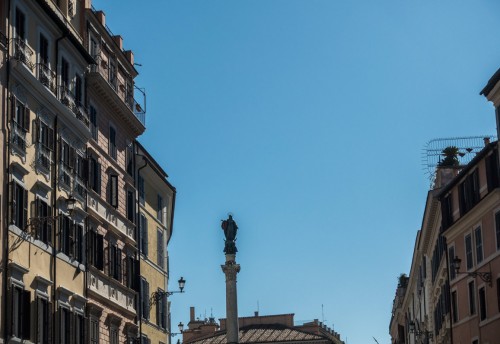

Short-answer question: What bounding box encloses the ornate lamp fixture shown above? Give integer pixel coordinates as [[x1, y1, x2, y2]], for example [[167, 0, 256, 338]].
[[452, 256, 492, 287]]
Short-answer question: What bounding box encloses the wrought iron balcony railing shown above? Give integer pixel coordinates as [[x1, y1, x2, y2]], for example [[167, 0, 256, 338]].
[[11, 122, 27, 152], [37, 63, 57, 95], [12, 38, 34, 71], [59, 85, 90, 127], [36, 143, 52, 171], [74, 175, 87, 199]]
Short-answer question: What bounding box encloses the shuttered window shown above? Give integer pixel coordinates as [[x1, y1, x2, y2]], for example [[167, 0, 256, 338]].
[[34, 198, 52, 244], [36, 297, 51, 344], [11, 181, 28, 230], [88, 229, 104, 270], [10, 286, 31, 339], [140, 214, 148, 256], [157, 229, 164, 269], [141, 278, 150, 320], [109, 174, 118, 208]]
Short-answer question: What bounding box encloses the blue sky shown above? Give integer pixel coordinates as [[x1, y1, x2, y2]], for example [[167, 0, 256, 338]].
[[94, 1, 500, 342]]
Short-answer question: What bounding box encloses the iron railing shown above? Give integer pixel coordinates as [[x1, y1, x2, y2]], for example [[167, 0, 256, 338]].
[[11, 122, 27, 151], [36, 143, 52, 171], [37, 63, 57, 95], [11, 38, 34, 71], [59, 85, 90, 127]]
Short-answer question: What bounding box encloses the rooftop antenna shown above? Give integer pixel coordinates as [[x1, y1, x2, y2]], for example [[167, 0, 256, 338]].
[[257, 301, 260, 313], [422, 135, 496, 187], [321, 304, 324, 323], [373, 337, 380, 344]]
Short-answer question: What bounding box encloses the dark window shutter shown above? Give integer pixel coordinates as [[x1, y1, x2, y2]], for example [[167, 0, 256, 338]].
[[96, 234, 104, 270], [9, 181, 15, 225], [110, 175, 118, 208], [96, 162, 101, 194], [47, 205, 52, 244], [47, 126, 54, 151], [33, 118, 40, 143], [109, 245, 115, 278], [23, 107, 30, 132], [144, 217, 148, 256], [77, 225, 83, 262], [117, 248, 122, 282], [133, 259, 140, 292], [82, 158, 89, 183], [21, 290, 31, 340], [69, 147, 76, 169], [88, 158, 95, 190], [22, 188, 28, 230]]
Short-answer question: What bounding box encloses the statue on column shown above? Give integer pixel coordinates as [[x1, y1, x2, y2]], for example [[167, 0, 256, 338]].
[[221, 214, 238, 254]]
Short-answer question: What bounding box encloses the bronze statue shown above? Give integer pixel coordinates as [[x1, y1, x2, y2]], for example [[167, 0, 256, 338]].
[[221, 214, 238, 254]]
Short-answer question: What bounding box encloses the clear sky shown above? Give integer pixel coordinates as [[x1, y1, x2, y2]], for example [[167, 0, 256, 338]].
[[94, 1, 500, 343]]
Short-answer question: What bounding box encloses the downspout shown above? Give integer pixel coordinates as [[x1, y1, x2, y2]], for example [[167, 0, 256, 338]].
[[136, 153, 148, 341], [2, 0, 12, 341], [51, 116, 58, 344], [445, 242, 454, 344]]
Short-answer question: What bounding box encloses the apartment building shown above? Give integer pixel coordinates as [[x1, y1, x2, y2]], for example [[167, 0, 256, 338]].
[[136, 142, 176, 344], [0, 1, 176, 343], [83, 4, 146, 344], [1, 0, 94, 343], [390, 138, 500, 344]]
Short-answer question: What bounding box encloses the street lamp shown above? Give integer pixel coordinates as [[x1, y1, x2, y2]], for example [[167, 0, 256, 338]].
[[149, 277, 186, 306], [452, 256, 492, 287], [25, 196, 78, 231], [409, 321, 433, 340], [170, 322, 184, 337]]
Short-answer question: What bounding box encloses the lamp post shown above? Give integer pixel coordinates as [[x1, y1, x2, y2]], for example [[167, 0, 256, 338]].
[[452, 256, 492, 287], [24, 195, 77, 232], [409, 321, 433, 342], [149, 277, 186, 306]]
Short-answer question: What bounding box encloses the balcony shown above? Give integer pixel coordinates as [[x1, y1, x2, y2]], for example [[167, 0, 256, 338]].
[[87, 56, 146, 136], [11, 38, 34, 71], [36, 143, 52, 172], [59, 86, 90, 128], [10, 122, 27, 154], [37, 63, 57, 95]]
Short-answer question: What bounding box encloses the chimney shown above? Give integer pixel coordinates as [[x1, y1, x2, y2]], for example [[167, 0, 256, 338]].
[[113, 35, 123, 51], [190, 307, 195, 322], [254, 311, 259, 317], [95, 11, 105, 26], [124, 50, 134, 66]]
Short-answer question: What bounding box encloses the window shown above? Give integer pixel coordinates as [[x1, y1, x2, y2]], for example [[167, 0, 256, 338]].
[[448, 246, 456, 280], [156, 288, 166, 329], [88, 229, 104, 270], [11, 181, 28, 230], [89, 36, 99, 59], [108, 174, 118, 208], [109, 244, 122, 282], [74, 74, 82, 106], [157, 195, 163, 222], [110, 325, 119, 344], [459, 169, 480, 216], [127, 190, 134, 222], [141, 278, 150, 320], [468, 281, 476, 315], [74, 313, 84, 344], [452, 290, 458, 323], [59, 307, 71, 343], [138, 175, 145, 205], [59, 140, 75, 187], [39, 33, 49, 65], [89, 105, 98, 140], [474, 226, 483, 264], [140, 213, 148, 256], [90, 316, 99, 344], [141, 335, 150, 344], [465, 234, 473, 270], [11, 98, 29, 151], [479, 287, 487, 321], [34, 198, 52, 244], [61, 57, 70, 89], [74, 154, 87, 199], [109, 126, 117, 159], [109, 60, 117, 90], [59, 215, 83, 261], [88, 156, 101, 194], [15, 8, 26, 40], [34, 118, 54, 170], [36, 297, 51, 344], [441, 194, 453, 230], [125, 255, 139, 291], [10, 285, 30, 339], [157, 229, 164, 269]]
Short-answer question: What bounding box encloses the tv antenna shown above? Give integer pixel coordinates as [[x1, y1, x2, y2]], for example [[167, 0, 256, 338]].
[[422, 135, 495, 186]]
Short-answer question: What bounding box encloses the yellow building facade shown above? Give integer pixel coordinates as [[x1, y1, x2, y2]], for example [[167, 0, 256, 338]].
[[0, 1, 177, 344]]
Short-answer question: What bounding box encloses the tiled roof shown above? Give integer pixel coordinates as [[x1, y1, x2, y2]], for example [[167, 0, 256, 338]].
[[187, 324, 329, 344]]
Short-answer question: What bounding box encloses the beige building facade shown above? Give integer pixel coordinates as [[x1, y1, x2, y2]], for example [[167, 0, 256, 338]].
[[0, 1, 176, 344]]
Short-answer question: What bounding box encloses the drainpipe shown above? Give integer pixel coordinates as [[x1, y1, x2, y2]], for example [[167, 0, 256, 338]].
[[136, 153, 148, 341], [3, 0, 12, 341], [51, 116, 58, 344], [445, 242, 454, 344]]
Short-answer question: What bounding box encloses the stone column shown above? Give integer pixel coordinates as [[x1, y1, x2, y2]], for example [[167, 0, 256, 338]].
[[221, 253, 240, 344]]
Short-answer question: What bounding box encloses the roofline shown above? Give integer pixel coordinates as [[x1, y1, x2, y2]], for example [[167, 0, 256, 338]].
[[437, 141, 497, 199], [480, 68, 500, 97]]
